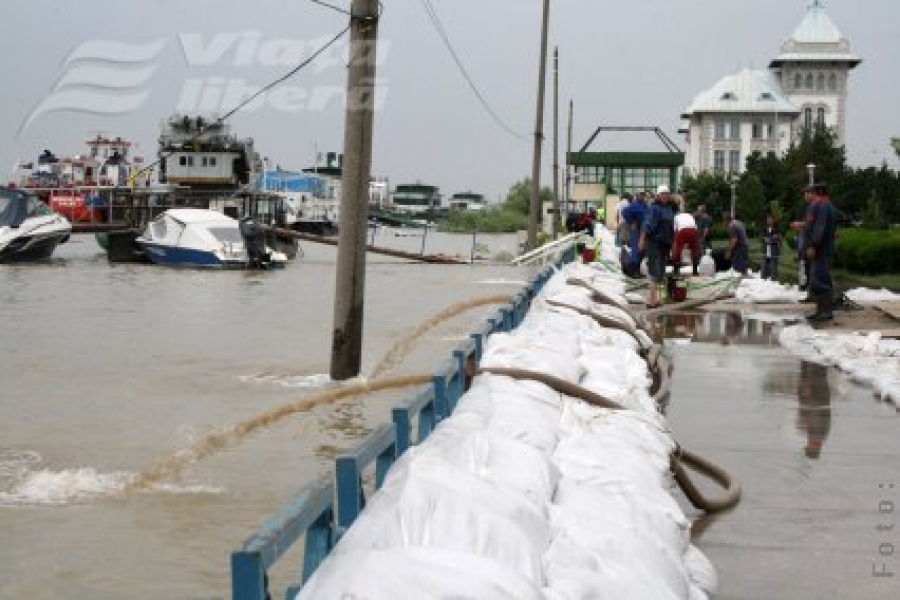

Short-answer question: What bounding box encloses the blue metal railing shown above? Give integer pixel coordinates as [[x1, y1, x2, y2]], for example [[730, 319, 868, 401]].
[[230, 258, 567, 599], [335, 423, 397, 535]]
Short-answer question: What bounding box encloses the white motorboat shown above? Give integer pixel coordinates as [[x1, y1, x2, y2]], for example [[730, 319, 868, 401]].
[[136, 208, 288, 269], [0, 188, 71, 262]]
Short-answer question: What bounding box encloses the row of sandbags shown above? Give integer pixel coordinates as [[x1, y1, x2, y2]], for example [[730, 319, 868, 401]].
[[298, 263, 717, 599]]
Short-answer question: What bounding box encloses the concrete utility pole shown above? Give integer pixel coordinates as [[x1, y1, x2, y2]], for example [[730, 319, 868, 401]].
[[527, 0, 551, 250], [331, 0, 379, 381], [552, 47, 559, 239]]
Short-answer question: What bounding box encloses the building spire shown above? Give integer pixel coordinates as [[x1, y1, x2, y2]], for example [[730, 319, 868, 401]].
[[809, 0, 824, 9]]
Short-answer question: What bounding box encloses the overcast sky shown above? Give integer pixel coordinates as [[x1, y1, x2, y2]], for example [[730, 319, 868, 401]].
[[2, 0, 897, 201]]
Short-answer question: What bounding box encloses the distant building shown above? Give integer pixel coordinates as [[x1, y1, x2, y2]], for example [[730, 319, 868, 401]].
[[680, 1, 861, 176], [448, 192, 488, 212]]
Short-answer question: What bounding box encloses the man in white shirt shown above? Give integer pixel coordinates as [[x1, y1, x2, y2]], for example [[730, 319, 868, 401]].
[[672, 208, 701, 275]]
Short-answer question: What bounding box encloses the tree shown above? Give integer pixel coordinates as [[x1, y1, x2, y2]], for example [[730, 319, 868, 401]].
[[504, 178, 552, 215], [680, 171, 731, 218], [892, 137, 900, 158], [737, 174, 766, 226], [780, 124, 847, 218]]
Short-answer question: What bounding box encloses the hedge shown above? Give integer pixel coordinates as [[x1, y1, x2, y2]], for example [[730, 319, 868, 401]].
[[834, 227, 900, 275]]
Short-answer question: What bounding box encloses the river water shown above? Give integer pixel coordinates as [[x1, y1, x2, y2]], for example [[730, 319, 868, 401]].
[[0, 231, 535, 599]]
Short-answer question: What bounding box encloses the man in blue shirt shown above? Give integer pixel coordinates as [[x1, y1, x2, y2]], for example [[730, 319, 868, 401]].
[[724, 213, 749, 275], [620, 191, 648, 276], [639, 186, 676, 307], [803, 184, 838, 322]]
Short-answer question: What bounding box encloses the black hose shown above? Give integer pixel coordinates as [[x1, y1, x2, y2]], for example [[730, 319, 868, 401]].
[[544, 299, 649, 352]]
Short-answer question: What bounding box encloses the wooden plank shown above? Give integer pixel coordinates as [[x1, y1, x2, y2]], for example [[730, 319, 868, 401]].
[[873, 302, 900, 322]]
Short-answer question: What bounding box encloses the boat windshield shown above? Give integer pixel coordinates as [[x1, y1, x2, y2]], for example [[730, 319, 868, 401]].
[[207, 226, 244, 244], [0, 189, 26, 228]]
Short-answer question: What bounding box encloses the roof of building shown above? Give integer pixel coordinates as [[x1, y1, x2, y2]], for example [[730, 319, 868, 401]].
[[792, 1, 843, 43], [681, 69, 800, 117], [770, 2, 861, 67]]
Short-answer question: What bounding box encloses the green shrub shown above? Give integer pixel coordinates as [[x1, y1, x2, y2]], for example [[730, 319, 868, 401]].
[[440, 206, 527, 233], [834, 228, 900, 274]]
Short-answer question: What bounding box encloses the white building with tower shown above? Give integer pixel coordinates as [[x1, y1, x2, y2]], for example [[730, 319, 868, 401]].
[[679, 1, 861, 176]]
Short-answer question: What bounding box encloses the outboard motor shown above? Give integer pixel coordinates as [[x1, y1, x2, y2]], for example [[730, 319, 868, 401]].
[[239, 216, 271, 269]]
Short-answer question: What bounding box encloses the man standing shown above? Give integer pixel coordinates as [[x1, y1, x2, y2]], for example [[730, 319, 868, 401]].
[[804, 184, 838, 322], [639, 185, 676, 307], [761, 214, 782, 280], [724, 212, 749, 275], [791, 187, 816, 297], [694, 204, 713, 250], [620, 191, 648, 277], [615, 193, 632, 246]]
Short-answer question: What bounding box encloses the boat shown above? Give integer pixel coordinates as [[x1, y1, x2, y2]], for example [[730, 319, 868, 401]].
[[0, 188, 72, 262], [136, 208, 288, 269], [14, 137, 146, 224]]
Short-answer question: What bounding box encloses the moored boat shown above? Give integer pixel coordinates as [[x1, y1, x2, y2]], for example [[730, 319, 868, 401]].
[[136, 208, 288, 269], [0, 188, 72, 262]]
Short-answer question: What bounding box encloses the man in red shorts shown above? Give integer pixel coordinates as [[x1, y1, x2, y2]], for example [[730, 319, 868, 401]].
[[671, 206, 701, 275]]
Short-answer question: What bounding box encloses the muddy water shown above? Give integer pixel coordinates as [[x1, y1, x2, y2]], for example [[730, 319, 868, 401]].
[[0, 232, 534, 599], [662, 311, 900, 600]]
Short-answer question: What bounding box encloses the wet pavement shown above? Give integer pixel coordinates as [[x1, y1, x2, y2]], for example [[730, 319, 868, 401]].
[[662, 311, 899, 600]]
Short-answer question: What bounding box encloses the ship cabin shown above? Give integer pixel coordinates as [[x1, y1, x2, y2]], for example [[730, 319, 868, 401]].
[[448, 191, 488, 212], [390, 183, 441, 215]]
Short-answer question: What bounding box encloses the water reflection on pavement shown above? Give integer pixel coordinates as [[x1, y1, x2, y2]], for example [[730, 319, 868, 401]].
[[657, 310, 899, 600]]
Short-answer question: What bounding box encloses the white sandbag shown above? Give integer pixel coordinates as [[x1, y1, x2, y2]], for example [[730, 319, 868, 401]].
[[543, 564, 685, 600], [586, 302, 638, 331], [689, 585, 710, 600], [552, 478, 690, 555], [578, 347, 655, 412], [544, 506, 690, 599], [579, 325, 642, 354], [459, 374, 564, 455], [415, 425, 559, 509], [684, 543, 718, 594], [481, 333, 585, 384], [557, 402, 674, 464], [296, 547, 544, 600], [330, 454, 550, 584], [541, 287, 595, 312]]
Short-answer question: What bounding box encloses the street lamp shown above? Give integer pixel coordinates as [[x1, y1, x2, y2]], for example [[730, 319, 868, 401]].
[[729, 175, 737, 219], [806, 163, 816, 187]]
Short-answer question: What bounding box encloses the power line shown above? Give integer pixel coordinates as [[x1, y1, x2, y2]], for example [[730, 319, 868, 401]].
[[417, 0, 529, 141]]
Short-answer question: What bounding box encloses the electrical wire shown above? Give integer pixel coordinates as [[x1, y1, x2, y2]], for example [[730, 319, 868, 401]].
[[416, 0, 528, 141], [309, 0, 350, 16]]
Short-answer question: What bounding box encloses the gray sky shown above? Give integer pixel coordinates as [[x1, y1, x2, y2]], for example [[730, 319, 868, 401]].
[[1, 0, 897, 201]]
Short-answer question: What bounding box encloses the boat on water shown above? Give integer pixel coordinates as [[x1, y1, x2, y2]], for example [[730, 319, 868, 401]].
[[0, 188, 72, 262], [136, 208, 288, 269], [13, 136, 147, 224]]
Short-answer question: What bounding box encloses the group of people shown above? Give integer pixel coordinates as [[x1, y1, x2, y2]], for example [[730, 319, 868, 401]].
[[616, 185, 716, 307], [613, 181, 837, 320]]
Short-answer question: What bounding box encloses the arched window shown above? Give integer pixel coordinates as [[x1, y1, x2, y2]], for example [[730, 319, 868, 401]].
[[805, 73, 814, 89], [804, 107, 813, 131], [828, 74, 837, 91], [817, 107, 826, 126], [794, 73, 802, 89], [817, 74, 825, 91]]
